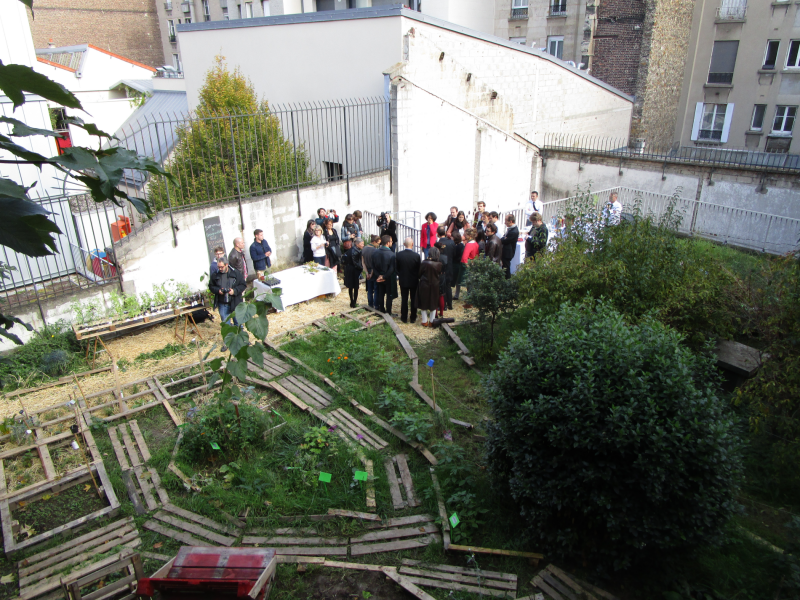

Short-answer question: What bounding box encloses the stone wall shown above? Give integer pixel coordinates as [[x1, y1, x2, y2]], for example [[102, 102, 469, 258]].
[[27, 0, 164, 68]]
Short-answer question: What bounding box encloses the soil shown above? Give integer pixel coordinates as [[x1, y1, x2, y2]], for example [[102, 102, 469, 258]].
[[15, 482, 108, 539], [273, 569, 409, 600]]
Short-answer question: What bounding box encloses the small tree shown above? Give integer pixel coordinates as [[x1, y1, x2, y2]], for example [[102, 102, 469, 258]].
[[463, 256, 517, 349], [485, 301, 743, 570]]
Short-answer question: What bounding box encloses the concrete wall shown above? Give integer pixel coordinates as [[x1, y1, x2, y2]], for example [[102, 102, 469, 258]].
[[423, 0, 496, 35]]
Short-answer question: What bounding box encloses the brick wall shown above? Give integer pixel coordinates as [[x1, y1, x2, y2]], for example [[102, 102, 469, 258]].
[[591, 0, 646, 96], [27, 0, 164, 68]]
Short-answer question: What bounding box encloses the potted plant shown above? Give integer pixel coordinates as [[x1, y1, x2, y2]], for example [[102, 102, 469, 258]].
[[124, 294, 141, 321]]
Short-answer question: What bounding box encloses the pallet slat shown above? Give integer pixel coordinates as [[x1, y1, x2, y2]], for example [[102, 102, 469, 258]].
[[143, 519, 211, 547], [152, 512, 236, 546], [350, 534, 442, 556], [161, 503, 235, 535]]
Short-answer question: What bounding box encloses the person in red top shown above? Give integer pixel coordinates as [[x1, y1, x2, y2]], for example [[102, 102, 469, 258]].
[[461, 228, 480, 308], [420, 212, 439, 259]]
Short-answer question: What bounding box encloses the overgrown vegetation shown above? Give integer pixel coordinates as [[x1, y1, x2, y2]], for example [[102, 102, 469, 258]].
[[463, 256, 518, 351]]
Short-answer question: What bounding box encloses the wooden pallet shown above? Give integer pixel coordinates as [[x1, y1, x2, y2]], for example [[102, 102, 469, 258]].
[[108, 421, 169, 514], [276, 375, 332, 409], [532, 564, 618, 600], [326, 409, 388, 451], [61, 548, 144, 600], [15, 518, 141, 600], [349, 399, 438, 465], [350, 515, 442, 556], [429, 467, 451, 549], [247, 354, 291, 380], [385, 454, 420, 510], [242, 529, 348, 556], [145, 504, 238, 547]]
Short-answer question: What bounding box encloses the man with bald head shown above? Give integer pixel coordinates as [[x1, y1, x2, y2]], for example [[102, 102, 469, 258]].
[[228, 237, 248, 279], [395, 237, 421, 324]]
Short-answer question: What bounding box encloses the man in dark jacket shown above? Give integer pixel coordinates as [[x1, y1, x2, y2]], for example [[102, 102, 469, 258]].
[[249, 229, 272, 276], [501, 214, 519, 279], [372, 235, 397, 315], [209, 257, 247, 327], [228, 238, 248, 279], [395, 237, 421, 323], [484, 223, 502, 265], [436, 226, 455, 310], [379, 213, 398, 253], [362, 235, 380, 308]]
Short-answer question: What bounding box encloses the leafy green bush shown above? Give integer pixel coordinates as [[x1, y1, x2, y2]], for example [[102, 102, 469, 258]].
[[0, 321, 85, 389], [463, 256, 518, 350], [485, 301, 743, 570], [516, 200, 737, 346]]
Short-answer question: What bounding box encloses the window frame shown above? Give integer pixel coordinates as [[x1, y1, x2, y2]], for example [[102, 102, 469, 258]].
[[690, 102, 734, 143], [699, 103, 727, 141], [547, 35, 564, 59], [509, 36, 527, 44], [261, 0, 270, 15], [512, 0, 528, 8], [707, 40, 739, 84], [771, 105, 797, 136], [786, 40, 800, 69], [167, 19, 176, 39], [751, 104, 766, 131], [763, 40, 780, 70]]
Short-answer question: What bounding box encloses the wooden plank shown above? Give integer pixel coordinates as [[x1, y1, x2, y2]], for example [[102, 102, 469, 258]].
[[272, 527, 318, 535], [532, 575, 565, 600], [276, 556, 326, 564], [350, 534, 442, 556], [441, 323, 471, 355], [460, 354, 476, 367], [279, 377, 325, 410], [401, 560, 516, 582], [448, 544, 544, 559], [320, 560, 386, 572], [149, 468, 171, 506], [5, 367, 112, 399], [383, 567, 439, 600], [168, 463, 200, 492], [19, 525, 136, 578], [376, 515, 437, 529], [18, 518, 134, 568], [429, 468, 449, 533], [545, 565, 597, 600], [239, 541, 347, 555], [162, 396, 183, 426], [541, 572, 579, 600], [395, 454, 418, 507], [81, 573, 137, 600], [247, 556, 277, 600], [151, 378, 172, 401], [385, 458, 405, 509], [133, 466, 159, 511], [248, 360, 282, 380], [242, 536, 348, 546], [326, 508, 382, 521], [398, 573, 513, 597], [327, 411, 369, 449], [128, 420, 151, 462], [364, 458, 375, 509], [120, 470, 146, 515], [269, 381, 310, 412], [350, 400, 438, 466], [378, 312, 418, 360], [333, 409, 388, 449], [152, 512, 236, 546], [398, 566, 517, 591], [409, 381, 442, 414], [351, 524, 440, 544], [10, 504, 119, 554], [262, 340, 345, 395], [140, 551, 172, 562], [143, 519, 211, 547], [119, 423, 141, 467], [566, 575, 619, 600], [291, 375, 333, 403], [37, 444, 57, 481], [161, 503, 235, 534]]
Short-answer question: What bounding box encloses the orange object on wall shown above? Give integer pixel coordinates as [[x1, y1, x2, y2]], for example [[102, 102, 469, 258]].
[[110, 215, 131, 242]]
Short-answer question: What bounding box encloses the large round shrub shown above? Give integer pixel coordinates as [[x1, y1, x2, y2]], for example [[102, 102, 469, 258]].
[[485, 301, 742, 570]]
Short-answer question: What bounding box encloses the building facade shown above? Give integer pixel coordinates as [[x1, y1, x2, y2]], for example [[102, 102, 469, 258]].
[[26, 0, 164, 68], [674, 0, 800, 153]]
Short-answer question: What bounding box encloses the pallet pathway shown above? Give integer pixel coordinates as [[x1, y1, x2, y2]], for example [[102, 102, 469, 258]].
[[269, 308, 383, 347], [326, 408, 388, 451], [276, 375, 332, 409], [441, 323, 478, 369], [144, 504, 238, 547], [61, 548, 144, 600], [399, 559, 518, 597], [350, 514, 441, 556], [242, 527, 348, 556], [349, 399, 438, 465], [15, 518, 141, 600], [385, 454, 420, 510], [108, 420, 169, 514], [532, 565, 618, 600]]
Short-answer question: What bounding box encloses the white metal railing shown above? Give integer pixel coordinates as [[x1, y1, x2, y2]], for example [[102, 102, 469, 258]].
[[716, 0, 747, 19]]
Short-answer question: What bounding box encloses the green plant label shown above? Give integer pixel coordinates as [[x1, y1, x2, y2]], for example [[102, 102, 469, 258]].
[[354, 471, 368, 481], [449, 512, 460, 528], [318, 472, 332, 483], [210, 442, 221, 450]]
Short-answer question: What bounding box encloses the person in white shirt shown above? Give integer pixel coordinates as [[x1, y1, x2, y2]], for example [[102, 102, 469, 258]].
[[525, 190, 543, 228], [607, 192, 623, 225], [310, 226, 328, 265]]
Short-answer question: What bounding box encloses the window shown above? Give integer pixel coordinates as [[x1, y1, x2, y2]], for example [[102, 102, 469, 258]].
[[772, 105, 797, 135], [167, 19, 176, 42], [708, 40, 738, 84], [244, 1, 252, 16], [751, 104, 766, 130], [184, 16, 191, 22], [261, 0, 269, 14], [324, 162, 343, 182], [548, 36, 564, 59], [317, 0, 335, 9], [511, 0, 528, 19], [550, 0, 566, 15], [173, 53, 182, 72], [509, 37, 527, 44], [691, 102, 733, 142], [716, 0, 747, 19], [222, 6, 229, 18], [763, 40, 779, 70], [202, 0, 210, 19], [347, 0, 370, 7], [787, 40, 800, 68]]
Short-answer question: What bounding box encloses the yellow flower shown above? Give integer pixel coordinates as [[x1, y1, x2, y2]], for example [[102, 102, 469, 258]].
[[330, 372, 333, 375], [344, 356, 348, 360]]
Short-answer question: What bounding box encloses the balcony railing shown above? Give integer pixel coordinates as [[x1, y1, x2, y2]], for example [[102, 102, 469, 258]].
[[164, 1, 172, 8], [549, 4, 567, 15], [707, 72, 734, 84], [715, 1, 747, 20], [181, 1, 192, 11], [510, 7, 529, 19]]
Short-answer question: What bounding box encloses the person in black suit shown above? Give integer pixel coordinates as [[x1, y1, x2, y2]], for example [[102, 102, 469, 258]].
[[372, 235, 397, 314], [501, 214, 519, 279], [396, 237, 421, 323], [435, 226, 455, 310]]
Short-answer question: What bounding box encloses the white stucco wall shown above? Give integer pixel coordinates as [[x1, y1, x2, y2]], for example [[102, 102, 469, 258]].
[[422, 0, 496, 35]]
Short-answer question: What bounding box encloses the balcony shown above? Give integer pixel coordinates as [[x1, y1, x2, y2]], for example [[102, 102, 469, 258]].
[[715, 1, 747, 20], [549, 4, 567, 15], [164, 1, 172, 8], [510, 7, 528, 19], [707, 72, 734, 84], [181, 1, 192, 12], [169, 34, 177, 43]]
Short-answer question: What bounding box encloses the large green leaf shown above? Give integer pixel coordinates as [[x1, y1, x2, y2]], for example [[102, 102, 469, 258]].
[[245, 315, 269, 341], [223, 329, 250, 356], [63, 116, 113, 139], [0, 313, 33, 346], [0, 197, 61, 256], [17, 0, 33, 14], [0, 116, 59, 137], [246, 343, 264, 367], [226, 358, 249, 382], [234, 302, 256, 324], [0, 62, 81, 110], [0, 178, 33, 200], [0, 135, 51, 165]]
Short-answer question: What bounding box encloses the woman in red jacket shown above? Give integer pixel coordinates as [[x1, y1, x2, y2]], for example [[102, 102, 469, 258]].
[[420, 212, 439, 259]]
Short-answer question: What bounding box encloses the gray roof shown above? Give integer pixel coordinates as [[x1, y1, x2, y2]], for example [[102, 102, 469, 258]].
[[36, 44, 88, 76], [111, 90, 189, 189], [177, 5, 633, 102], [112, 79, 155, 94]]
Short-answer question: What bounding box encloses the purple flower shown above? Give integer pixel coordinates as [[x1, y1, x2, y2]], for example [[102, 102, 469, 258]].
[[357, 434, 364, 440], [328, 426, 337, 432]]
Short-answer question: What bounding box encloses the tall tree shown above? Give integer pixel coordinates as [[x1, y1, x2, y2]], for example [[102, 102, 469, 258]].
[[147, 56, 314, 211]]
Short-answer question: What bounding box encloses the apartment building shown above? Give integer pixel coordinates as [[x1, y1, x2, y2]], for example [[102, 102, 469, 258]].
[[674, 0, 800, 153]]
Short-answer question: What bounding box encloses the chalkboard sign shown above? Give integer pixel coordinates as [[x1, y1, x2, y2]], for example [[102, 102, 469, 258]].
[[203, 216, 226, 264]]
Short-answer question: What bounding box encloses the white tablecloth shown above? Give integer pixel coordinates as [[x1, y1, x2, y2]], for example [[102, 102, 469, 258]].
[[510, 240, 526, 274], [253, 265, 340, 309]]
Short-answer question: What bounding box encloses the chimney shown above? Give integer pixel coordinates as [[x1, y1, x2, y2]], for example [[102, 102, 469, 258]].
[[47, 39, 55, 48]]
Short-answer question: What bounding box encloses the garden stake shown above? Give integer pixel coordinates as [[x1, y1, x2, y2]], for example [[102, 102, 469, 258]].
[[69, 396, 101, 498], [194, 338, 207, 386], [112, 358, 127, 413], [427, 359, 436, 412], [72, 373, 89, 405]]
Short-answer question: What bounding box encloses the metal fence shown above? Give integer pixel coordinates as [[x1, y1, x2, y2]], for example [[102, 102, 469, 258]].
[[541, 132, 800, 172]]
